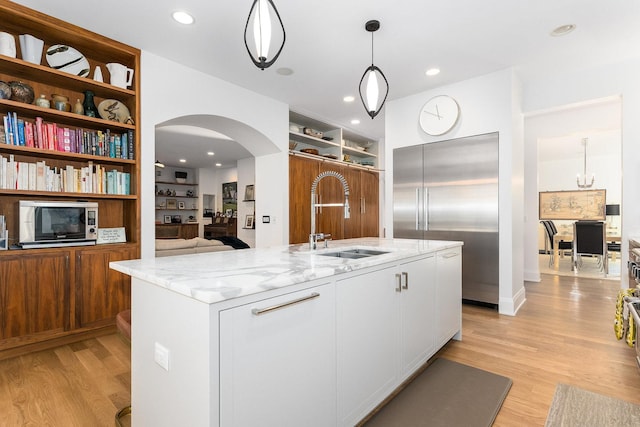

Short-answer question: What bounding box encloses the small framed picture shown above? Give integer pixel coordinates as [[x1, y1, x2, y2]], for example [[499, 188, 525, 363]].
[[163, 215, 172, 224], [245, 214, 254, 229], [166, 199, 177, 209], [178, 201, 185, 210], [244, 184, 255, 201]]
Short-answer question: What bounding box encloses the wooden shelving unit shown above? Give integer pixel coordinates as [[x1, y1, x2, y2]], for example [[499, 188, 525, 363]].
[[0, 0, 140, 358]]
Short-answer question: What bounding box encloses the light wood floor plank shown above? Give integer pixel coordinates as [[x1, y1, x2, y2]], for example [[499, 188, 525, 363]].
[[441, 273, 640, 426]]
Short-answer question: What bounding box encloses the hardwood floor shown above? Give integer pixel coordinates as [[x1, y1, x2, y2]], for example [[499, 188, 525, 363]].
[[0, 333, 131, 427], [441, 274, 640, 426], [0, 274, 638, 426]]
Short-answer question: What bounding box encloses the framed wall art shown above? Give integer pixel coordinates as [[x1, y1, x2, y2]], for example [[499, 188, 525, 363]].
[[539, 189, 606, 220]]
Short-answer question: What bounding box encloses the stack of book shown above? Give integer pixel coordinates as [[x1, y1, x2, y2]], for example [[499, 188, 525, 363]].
[[1, 112, 134, 160], [0, 154, 130, 194], [0, 214, 7, 250]]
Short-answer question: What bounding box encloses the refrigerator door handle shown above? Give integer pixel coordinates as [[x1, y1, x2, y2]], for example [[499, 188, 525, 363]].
[[424, 187, 429, 231], [415, 188, 420, 230]]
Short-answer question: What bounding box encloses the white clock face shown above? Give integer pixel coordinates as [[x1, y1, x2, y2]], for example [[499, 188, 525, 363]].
[[419, 95, 459, 136]]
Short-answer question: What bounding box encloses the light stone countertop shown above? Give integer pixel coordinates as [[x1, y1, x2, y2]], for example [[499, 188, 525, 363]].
[[110, 237, 462, 304]]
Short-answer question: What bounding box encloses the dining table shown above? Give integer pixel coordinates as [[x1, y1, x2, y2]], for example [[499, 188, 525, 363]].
[[553, 228, 621, 269]]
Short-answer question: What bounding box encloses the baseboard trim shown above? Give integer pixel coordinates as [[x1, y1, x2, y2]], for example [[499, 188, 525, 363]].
[[498, 286, 527, 316], [0, 326, 116, 361]]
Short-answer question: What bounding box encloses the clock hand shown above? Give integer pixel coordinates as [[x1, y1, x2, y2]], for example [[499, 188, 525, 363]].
[[423, 111, 442, 118], [435, 105, 441, 120]]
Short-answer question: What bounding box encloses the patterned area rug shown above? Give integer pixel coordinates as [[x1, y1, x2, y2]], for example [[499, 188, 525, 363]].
[[364, 358, 512, 427], [545, 384, 640, 427]]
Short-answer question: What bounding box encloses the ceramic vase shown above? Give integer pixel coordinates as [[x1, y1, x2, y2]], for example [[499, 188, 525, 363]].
[[35, 94, 50, 108], [82, 90, 98, 118], [18, 34, 44, 64], [51, 94, 71, 112], [73, 99, 84, 115], [93, 66, 104, 82]]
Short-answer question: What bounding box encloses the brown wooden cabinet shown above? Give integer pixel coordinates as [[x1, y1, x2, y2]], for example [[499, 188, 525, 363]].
[[204, 218, 237, 238], [75, 245, 134, 329], [156, 223, 199, 239], [289, 155, 320, 244], [360, 169, 380, 237], [0, 1, 140, 358], [289, 154, 379, 244], [0, 251, 69, 341]]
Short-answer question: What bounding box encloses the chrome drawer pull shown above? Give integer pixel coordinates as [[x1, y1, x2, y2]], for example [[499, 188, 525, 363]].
[[395, 273, 402, 292], [251, 292, 320, 316], [441, 252, 459, 259], [402, 272, 409, 290]]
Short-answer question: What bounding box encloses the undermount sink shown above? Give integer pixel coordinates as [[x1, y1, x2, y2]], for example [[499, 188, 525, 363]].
[[317, 248, 390, 259]]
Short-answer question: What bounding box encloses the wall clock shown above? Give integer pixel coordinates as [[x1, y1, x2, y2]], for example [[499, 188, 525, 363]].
[[419, 95, 460, 136]]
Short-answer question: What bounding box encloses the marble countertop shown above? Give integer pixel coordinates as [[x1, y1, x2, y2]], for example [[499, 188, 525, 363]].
[[110, 237, 462, 304]]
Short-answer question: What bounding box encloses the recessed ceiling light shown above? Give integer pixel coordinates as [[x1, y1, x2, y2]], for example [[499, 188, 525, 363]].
[[343, 96, 355, 103], [550, 24, 576, 37], [425, 68, 440, 76], [215, 163, 222, 167], [179, 159, 187, 163], [276, 67, 294, 76], [207, 152, 214, 156], [351, 119, 360, 125], [172, 11, 194, 25]]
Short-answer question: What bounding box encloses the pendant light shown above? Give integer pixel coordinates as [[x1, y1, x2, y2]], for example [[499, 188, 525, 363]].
[[155, 160, 165, 168], [244, 0, 286, 70], [576, 137, 594, 189], [359, 20, 389, 119]]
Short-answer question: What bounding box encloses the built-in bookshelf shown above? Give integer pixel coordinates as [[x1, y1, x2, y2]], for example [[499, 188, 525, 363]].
[[0, 0, 140, 358]]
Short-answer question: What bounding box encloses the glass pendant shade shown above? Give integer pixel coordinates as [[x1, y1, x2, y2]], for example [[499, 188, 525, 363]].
[[244, 0, 286, 70], [359, 64, 388, 119], [359, 20, 388, 119]]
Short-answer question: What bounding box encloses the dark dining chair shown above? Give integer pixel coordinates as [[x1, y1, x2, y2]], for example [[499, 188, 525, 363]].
[[540, 220, 572, 267], [573, 220, 607, 273]]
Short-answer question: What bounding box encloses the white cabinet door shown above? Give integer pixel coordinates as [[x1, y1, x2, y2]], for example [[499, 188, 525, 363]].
[[435, 247, 462, 348], [219, 283, 336, 427], [336, 266, 399, 426], [399, 254, 437, 380]]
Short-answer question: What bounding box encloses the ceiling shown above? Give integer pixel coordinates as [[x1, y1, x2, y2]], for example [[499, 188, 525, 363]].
[[15, 0, 640, 168]]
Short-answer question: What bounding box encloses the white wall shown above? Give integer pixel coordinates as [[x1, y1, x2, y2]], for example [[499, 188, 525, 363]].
[[140, 51, 289, 258], [385, 69, 525, 315], [237, 157, 256, 247], [523, 58, 640, 287]]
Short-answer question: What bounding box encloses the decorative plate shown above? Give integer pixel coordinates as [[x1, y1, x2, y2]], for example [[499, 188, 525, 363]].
[[98, 99, 131, 123], [45, 44, 90, 77]]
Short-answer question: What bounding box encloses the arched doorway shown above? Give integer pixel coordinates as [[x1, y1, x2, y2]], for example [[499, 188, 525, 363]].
[[153, 114, 281, 253]]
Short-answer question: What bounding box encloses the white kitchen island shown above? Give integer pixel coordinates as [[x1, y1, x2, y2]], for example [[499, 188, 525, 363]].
[[110, 237, 462, 427]]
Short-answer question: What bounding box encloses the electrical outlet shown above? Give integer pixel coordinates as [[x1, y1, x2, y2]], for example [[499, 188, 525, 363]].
[[154, 342, 170, 371]]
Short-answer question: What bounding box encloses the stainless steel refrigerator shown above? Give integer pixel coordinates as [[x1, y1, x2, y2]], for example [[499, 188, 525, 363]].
[[393, 132, 499, 306]]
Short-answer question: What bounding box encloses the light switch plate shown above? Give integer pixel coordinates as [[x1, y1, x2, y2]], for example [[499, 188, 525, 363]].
[[262, 215, 270, 223], [154, 342, 170, 371]]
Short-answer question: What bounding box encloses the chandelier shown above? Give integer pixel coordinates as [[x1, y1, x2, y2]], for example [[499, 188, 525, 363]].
[[576, 137, 594, 189]]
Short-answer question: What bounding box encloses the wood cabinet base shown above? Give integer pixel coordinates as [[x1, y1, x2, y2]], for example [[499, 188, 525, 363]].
[[0, 243, 136, 359]]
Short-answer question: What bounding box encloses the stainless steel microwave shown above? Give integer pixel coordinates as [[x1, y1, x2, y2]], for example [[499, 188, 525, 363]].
[[19, 201, 98, 248]]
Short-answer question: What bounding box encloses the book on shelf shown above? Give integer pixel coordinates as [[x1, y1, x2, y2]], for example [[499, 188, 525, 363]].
[[0, 111, 134, 160], [0, 153, 131, 194]]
